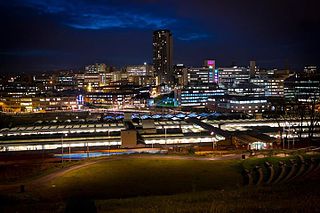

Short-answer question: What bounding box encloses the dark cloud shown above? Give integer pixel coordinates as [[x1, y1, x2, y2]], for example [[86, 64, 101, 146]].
[[0, 0, 319, 73]]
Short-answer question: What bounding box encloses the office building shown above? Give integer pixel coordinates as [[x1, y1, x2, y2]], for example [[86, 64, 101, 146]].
[[83, 63, 107, 90], [204, 60, 218, 83], [284, 73, 320, 103], [53, 72, 77, 91], [304, 66, 317, 75], [250, 77, 284, 97], [85, 63, 106, 73], [228, 82, 265, 97], [175, 85, 225, 107], [126, 64, 154, 77], [85, 91, 137, 109], [207, 95, 269, 114], [218, 67, 250, 88], [0, 95, 79, 112], [187, 67, 215, 85], [33, 74, 54, 91], [126, 64, 155, 86], [173, 64, 188, 87]]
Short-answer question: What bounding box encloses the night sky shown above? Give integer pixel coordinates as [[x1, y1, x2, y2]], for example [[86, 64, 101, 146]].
[[0, 0, 319, 73]]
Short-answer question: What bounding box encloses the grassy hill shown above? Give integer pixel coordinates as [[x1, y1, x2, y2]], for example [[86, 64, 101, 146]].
[[1, 154, 320, 212], [45, 157, 242, 200]]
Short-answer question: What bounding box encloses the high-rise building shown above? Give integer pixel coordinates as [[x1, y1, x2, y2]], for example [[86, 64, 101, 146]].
[[249, 61, 257, 77], [153, 30, 173, 85]]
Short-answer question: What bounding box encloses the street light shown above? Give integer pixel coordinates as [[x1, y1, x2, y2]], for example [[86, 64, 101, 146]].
[[288, 126, 291, 149], [282, 127, 285, 150], [86, 142, 90, 158], [61, 133, 68, 163], [211, 132, 215, 151], [165, 127, 167, 148], [67, 134, 71, 161]]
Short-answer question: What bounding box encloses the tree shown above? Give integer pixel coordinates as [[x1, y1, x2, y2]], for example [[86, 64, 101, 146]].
[[306, 90, 320, 143], [265, 103, 286, 149]]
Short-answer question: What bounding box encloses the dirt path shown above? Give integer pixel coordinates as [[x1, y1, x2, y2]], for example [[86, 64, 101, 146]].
[[0, 158, 107, 193]]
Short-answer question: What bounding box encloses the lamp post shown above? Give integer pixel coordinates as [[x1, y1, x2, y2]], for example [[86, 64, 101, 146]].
[[66, 134, 71, 161], [288, 126, 291, 149], [86, 142, 89, 158], [165, 127, 167, 148], [61, 133, 68, 163], [293, 132, 296, 149], [61, 135, 63, 163], [282, 121, 291, 150], [211, 132, 215, 151], [282, 127, 285, 150]]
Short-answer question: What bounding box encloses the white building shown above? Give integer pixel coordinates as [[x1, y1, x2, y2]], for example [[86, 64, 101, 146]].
[[218, 67, 250, 88]]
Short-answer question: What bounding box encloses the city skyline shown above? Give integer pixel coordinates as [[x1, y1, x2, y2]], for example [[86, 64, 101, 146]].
[[1, 0, 320, 73], [0, 1, 320, 212]]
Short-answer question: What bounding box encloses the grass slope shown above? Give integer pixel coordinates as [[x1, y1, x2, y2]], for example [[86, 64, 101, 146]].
[[95, 182, 320, 213], [45, 158, 242, 200], [2, 155, 320, 212]]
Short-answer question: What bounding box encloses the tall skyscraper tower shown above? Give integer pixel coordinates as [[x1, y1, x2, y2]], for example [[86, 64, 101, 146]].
[[249, 60, 256, 78], [153, 29, 173, 85]]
